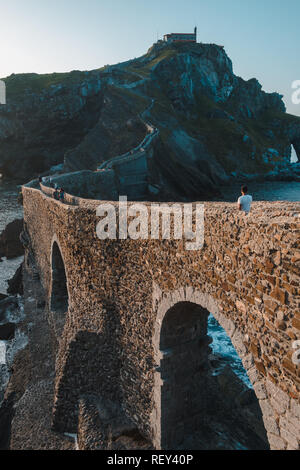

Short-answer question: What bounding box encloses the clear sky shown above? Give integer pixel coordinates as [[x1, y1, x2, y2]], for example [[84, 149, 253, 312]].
[[0, 0, 299, 117]]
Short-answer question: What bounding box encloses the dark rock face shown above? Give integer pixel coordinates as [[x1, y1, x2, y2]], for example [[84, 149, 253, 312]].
[[0, 297, 18, 323], [0, 219, 24, 259], [0, 73, 104, 180], [0, 393, 15, 450], [7, 263, 23, 296], [1, 41, 300, 198], [0, 323, 15, 340]]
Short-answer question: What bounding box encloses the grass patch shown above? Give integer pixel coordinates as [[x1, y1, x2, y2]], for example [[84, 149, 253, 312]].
[[2, 70, 88, 97], [124, 48, 177, 77]]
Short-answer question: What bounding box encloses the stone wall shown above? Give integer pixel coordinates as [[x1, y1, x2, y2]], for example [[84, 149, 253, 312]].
[[38, 142, 155, 202], [22, 184, 300, 450], [40, 170, 119, 201]]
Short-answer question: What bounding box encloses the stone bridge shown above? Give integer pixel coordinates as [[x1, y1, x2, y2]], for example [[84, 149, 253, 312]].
[[21, 182, 300, 450]]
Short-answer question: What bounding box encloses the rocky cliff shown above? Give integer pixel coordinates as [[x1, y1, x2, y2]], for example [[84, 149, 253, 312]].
[[1, 41, 300, 199]]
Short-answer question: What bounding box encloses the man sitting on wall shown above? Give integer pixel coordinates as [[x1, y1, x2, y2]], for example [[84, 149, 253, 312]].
[[238, 185, 253, 214]]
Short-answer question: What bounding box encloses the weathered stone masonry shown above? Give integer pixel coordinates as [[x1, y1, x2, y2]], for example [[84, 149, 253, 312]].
[[22, 183, 300, 450]]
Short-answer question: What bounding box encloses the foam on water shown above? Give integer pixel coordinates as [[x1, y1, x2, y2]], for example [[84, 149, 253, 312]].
[[64, 433, 79, 450], [0, 328, 28, 407], [0, 181, 23, 232], [7, 296, 25, 324], [6, 328, 28, 366], [0, 296, 27, 407]]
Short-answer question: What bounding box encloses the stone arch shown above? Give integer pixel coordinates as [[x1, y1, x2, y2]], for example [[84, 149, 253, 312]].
[[50, 236, 69, 316], [151, 285, 271, 450]]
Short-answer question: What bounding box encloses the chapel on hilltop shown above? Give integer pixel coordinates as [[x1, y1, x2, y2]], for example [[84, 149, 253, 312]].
[[163, 27, 197, 43]]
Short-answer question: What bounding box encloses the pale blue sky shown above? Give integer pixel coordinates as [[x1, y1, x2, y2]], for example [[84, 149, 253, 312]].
[[0, 0, 299, 115]]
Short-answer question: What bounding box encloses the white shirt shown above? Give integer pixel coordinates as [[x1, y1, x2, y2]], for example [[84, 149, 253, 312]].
[[238, 194, 252, 214]]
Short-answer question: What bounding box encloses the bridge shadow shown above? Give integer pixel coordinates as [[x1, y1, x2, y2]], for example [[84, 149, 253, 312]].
[[52, 298, 122, 434], [159, 301, 269, 450]]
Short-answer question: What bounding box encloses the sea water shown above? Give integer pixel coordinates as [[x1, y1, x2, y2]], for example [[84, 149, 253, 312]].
[[208, 314, 252, 388]]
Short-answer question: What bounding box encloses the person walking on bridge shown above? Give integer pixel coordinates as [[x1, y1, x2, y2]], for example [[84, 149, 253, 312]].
[[53, 188, 59, 200], [59, 188, 65, 203]]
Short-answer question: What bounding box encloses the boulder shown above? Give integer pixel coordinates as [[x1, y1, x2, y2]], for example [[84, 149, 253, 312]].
[[0, 219, 24, 259], [0, 297, 18, 323], [0, 323, 15, 341], [7, 263, 23, 296]]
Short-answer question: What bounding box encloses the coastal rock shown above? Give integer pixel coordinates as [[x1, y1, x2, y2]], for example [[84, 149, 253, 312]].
[[0, 297, 18, 323], [7, 263, 23, 296], [0, 323, 16, 340], [0, 219, 24, 259]]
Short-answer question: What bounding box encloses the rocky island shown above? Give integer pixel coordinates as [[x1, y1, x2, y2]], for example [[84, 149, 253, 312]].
[[0, 40, 300, 200]]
